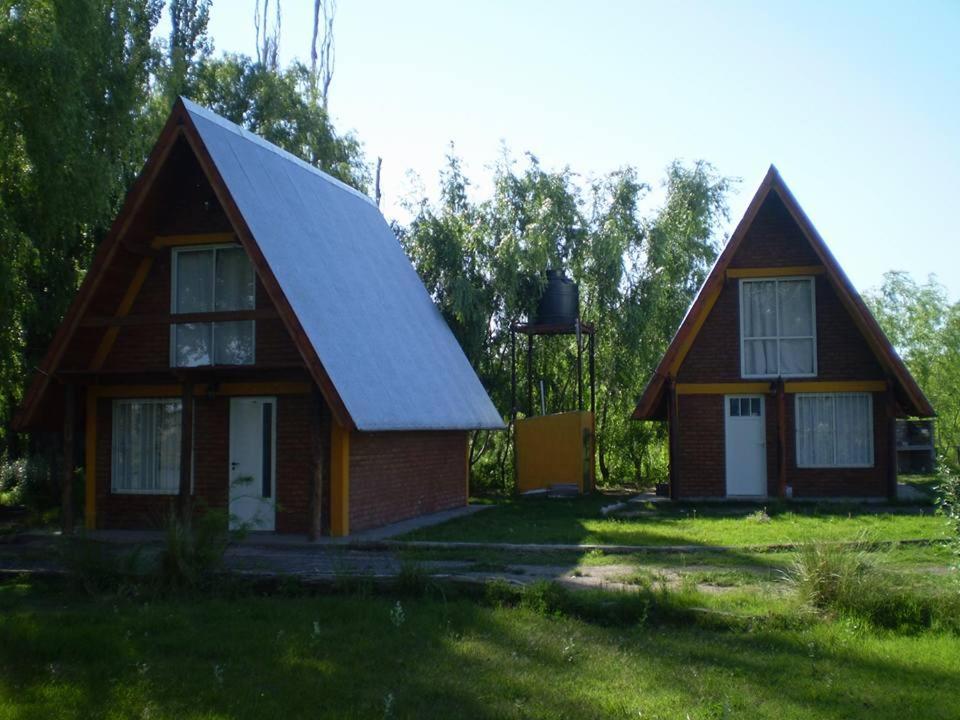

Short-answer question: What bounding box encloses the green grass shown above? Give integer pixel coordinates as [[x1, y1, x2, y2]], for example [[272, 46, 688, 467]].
[[2, 578, 959, 719], [406, 496, 946, 547]]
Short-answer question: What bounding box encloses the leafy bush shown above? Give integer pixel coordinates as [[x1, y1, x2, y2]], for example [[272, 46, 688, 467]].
[[158, 508, 232, 590], [936, 459, 960, 570], [0, 454, 56, 510]]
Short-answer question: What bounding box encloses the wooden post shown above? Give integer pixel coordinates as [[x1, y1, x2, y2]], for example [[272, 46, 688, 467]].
[[667, 379, 679, 499], [777, 378, 787, 498], [308, 388, 325, 541], [589, 333, 596, 417], [575, 321, 583, 412], [886, 384, 898, 501], [61, 385, 75, 535], [526, 334, 534, 416], [178, 382, 193, 524]]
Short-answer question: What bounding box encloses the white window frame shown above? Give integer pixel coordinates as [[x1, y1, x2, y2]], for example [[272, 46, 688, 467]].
[[794, 392, 874, 469], [739, 276, 817, 379], [111, 398, 189, 495], [170, 243, 256, 367]]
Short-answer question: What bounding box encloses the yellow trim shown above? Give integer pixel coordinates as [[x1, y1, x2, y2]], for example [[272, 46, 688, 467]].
[[329, 420, 350, 537], [677, 382, 771, 395], [91, 382, 311, 399], [669, 284, 723, 375], [90, 257, 154, 370], [726, 266, 825, 279], [785, 381, 886, 393], [151, 233, 236, 248], [84, 389, 98, 530]]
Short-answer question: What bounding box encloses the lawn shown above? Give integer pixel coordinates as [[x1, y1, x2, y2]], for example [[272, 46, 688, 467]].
[[404, 495, 947, 547], [1, 579, 959, 720]]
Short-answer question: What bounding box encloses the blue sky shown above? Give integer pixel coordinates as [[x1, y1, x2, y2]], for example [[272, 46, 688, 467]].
[[202, 1, 959, 299]]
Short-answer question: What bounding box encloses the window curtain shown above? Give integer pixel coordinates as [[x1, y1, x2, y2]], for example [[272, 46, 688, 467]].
[[112, 400, 182, 493], [743, 281, 778, 375], [796, 394, 872, 467], [778, 280, 814, 374]]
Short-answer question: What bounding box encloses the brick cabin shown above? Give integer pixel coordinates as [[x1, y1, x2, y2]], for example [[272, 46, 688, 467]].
[[633, 166, 933, 500], [14, 99, 503, 536]]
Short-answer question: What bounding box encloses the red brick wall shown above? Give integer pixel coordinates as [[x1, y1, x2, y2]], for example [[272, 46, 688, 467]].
[[94, 392, 320, 531], [349, 431, 467, 532]]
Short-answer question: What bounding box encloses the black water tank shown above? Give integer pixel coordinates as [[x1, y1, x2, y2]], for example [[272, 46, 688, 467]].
[[535, 269, 579, 325]]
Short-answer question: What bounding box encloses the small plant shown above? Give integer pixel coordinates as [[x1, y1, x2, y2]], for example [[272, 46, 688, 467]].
[[158, 506, 232, 590], [389, 601, 406, 628], [746, 507, 771, 523], [785, 540, 871, 610]]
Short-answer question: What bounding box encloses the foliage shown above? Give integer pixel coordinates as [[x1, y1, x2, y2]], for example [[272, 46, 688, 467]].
[[864, 271, 960, 454], [936, 459, 960, 570], [158, 507, 232, 590], [400, 152, 732, 489]]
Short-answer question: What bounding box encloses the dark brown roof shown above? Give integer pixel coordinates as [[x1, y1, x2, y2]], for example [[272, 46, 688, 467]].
[[632, 165, 934, 421]]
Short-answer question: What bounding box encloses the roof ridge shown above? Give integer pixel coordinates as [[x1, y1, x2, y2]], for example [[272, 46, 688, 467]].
[[178, 96, 374, 206]]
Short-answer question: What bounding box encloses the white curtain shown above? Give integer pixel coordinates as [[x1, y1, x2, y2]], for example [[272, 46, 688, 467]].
[[835, 394, 872, 465], [743, 281, 778, 375], [112, 400, 181, 493], [175, 250, 214, 313], [778, 280, 814, 374], [796, 394, 872, 467], [215, 247, 255, 311]]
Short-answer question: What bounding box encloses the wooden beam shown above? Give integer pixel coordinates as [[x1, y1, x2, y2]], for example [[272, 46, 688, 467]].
[[61, 385, 76, 535], [308, 388, 325, 541], [82, 308, 279, 328], [677, 382, 772, 395], [726, 266, 825, 279], [329, 419, 350, 537], [90, 381, 312, 399], [84, 388, 98, 530], [776, 378, 787, 498], [90, 257, 155, 370], [178, 382, 194, 523], [667, 380, 679, 499], [151, 232, 236, 248], [784, 380, 886, 393]]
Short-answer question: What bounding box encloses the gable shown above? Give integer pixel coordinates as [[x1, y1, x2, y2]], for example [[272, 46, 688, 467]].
[[632, 166, 934, 421], [15, 99, 504, 433]]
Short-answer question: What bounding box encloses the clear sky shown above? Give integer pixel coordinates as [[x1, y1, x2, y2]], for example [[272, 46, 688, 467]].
[[202, 0, 959, 299]]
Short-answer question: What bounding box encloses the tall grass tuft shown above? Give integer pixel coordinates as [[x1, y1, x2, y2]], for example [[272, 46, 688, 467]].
[[786, 540, 872, 610]]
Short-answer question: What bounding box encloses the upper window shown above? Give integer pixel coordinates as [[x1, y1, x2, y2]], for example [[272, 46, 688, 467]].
[[795, 393, 873, 468], [171, 245, 255, 367], [740, 278, 816, 378], [112, 399, 182, 494]]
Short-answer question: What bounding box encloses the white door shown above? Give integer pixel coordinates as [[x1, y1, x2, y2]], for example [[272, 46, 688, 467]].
[[228, 397, 277, 530], [724, 395, 767, 497]]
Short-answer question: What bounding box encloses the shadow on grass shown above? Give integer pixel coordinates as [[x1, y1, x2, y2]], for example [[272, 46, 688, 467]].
[[0, 577, 958, 719]]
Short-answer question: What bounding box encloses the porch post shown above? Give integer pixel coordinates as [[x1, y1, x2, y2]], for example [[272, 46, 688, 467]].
[[308, 388, 325, 541], [178, 381, 193, 524], [61, 385, 76, 535], [776, 378, 787, 498], [667, 378, 679, 499]]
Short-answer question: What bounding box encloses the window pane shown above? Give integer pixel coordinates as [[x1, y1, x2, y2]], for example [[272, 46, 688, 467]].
[[811, 396, 835, 466], [215, 247, 255, 311], [744, 339, 778, 375], [174, 323, 212, 367], [175, 250, 213, 313], [751, 398, 761, 416], [778, 280, 813, 336], [214, 320, 254, 365], [835, 395, 872, 465], [730, 398, 740, 417], [743, 281, 777, 338], [112, 400, 181, 493], [780, 339, 814, 375]]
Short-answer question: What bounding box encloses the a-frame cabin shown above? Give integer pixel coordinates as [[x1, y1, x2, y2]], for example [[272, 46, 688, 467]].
[[633, 166, 933, 500], [14, 99, 503, 536]]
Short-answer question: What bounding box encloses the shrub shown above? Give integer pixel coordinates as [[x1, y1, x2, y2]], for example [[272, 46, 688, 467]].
[[158, 508, 232, 590], [786, 540, 872, 610], [59, 536, 145, 596], [936, 459, 960, 571]]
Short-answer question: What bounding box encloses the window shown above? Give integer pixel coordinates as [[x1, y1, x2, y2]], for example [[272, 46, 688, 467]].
[[729, 397, 762, 417], [111, 399, 182, 494], [171, 245, 255, 366], [740, 278, 816, 377], [795, 393, 873, 468]]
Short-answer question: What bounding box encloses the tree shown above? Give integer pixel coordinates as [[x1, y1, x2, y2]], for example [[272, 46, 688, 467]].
[[310, 0, 335, 109], [400, 152, 733, 489], [0, 0, 162, 450], [865, 272, 960, 459], [165, 0, 212, 101]]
